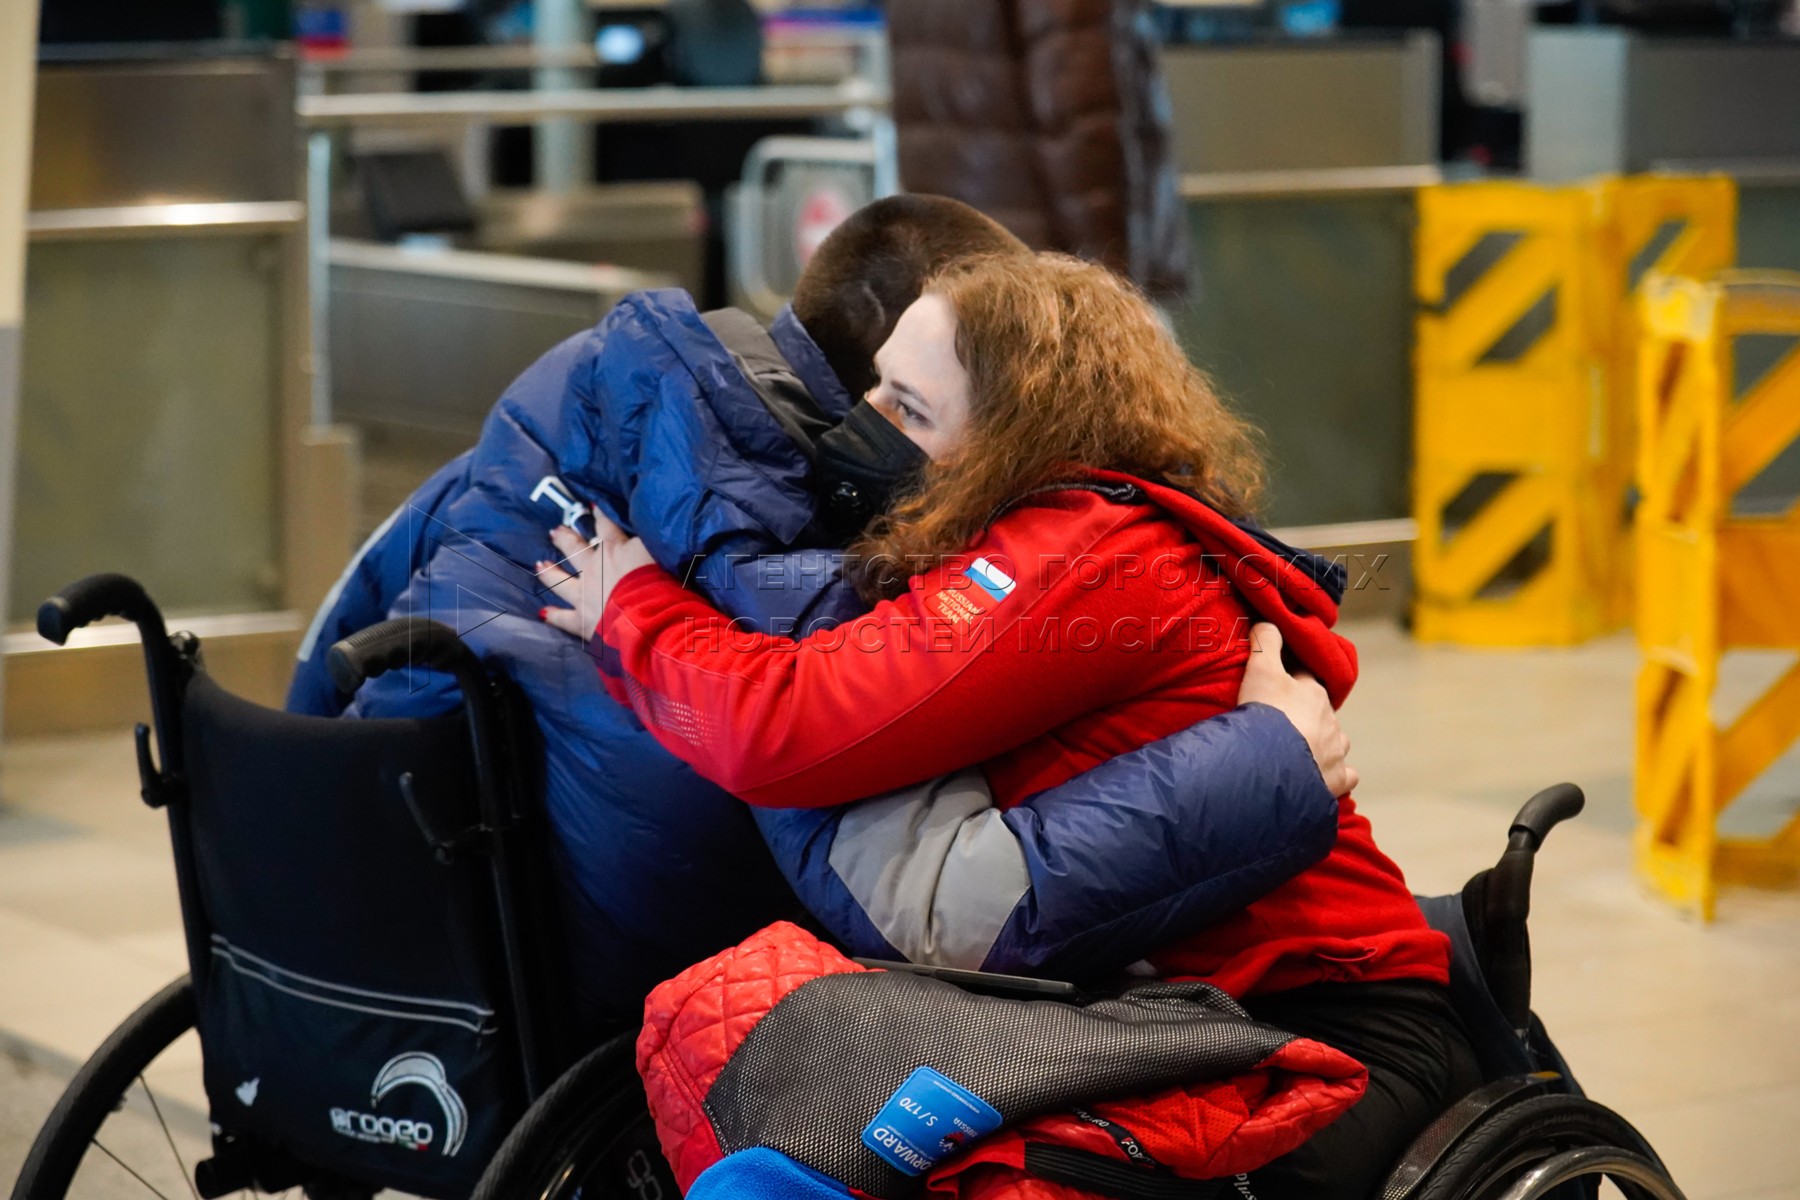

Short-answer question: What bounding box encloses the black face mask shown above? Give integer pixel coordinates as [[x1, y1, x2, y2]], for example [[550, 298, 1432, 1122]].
[[814, 400, 930, 545]]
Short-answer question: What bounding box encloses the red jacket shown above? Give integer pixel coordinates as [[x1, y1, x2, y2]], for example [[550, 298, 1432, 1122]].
[[600, 472, 1448, 996]]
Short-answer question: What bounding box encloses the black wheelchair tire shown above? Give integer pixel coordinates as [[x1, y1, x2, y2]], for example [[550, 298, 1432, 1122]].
[[9, 976, 198, 1200], [1414, 1093, 1671, 1200], [468, 1031, 679, 1200]]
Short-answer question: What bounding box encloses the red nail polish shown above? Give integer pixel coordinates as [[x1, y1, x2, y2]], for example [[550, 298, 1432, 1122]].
[[538, 607, 548, 620]]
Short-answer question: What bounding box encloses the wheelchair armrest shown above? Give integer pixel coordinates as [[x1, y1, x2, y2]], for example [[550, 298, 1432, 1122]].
[[328, 618, 480, 696], [1375, 1073, 1562, 1200]]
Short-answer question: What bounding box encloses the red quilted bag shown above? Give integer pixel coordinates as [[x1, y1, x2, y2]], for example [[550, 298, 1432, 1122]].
[[637, 923, 1366, 1199]]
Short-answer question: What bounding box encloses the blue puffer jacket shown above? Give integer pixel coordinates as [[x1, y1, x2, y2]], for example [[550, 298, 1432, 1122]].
[[289, 290, 1339, 1021]]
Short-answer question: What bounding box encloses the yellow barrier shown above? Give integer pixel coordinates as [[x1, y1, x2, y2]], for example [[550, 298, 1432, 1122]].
[[1635, 271, 1800, 919], [1603, 177, 1739, 625], [1413, 176, 1735, 646]]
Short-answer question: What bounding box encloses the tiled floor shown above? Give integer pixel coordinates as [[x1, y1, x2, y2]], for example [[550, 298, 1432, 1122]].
[[3, 621, 1798, 1197]]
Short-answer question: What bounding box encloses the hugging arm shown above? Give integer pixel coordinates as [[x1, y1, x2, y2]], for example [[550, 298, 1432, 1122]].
[[680, 538, 867, 637], [659, 539, 1341, 977], [753, 702, 1339, 980], [570, 491, 1349, 978]]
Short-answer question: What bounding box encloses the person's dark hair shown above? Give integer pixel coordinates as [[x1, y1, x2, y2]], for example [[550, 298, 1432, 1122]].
[[790, 194, 1029, 397]]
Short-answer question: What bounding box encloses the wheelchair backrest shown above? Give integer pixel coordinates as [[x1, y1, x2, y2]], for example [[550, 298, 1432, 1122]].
[[177, 670, 533, 1198], [1416, 892, 1584, 1095]]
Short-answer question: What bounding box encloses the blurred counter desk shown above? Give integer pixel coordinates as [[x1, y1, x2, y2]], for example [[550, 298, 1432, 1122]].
[[1527, 30, 1800, 182], [324, 238, 667, 539], [1160, 29, 1800, 614], [1164, 32, 1441, 175], [1527, 29, 1800, 276], [298, 79, 889, 541], [13, 45, 340, 734], [1162, 34, 1439, 600]]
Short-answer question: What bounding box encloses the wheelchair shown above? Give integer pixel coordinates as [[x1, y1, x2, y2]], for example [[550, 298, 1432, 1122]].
[[9, 574, 671, 1200], [10, 573, 1687, 1200]]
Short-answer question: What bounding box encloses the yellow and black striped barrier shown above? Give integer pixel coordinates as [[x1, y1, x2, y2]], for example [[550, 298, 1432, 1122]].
[[1412, 176, 1734, 646], [1635, 271, 1800, 919], [1603, 177, 1738, 624]]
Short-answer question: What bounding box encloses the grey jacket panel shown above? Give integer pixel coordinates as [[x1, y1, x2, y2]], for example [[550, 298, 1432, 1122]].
[[826, 768, 1032, 969]]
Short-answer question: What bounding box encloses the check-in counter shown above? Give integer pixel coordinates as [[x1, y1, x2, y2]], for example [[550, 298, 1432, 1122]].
[[299, 82, 890, 539], [1526, 31, 1800, 183], [1164, 35, 1438, 547], [471, 183, 706, 294], [1163, 34, 1440, 175], [297, 79, 891, 417], [20, 51, 309, 625], [327, 239, 665, 436], [326, 240, 671, 538], [1527, 29, 1800, 281], [14, 47, 347, 730]]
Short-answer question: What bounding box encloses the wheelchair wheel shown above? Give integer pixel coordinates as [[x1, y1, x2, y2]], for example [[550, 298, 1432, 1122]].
[[1414, 1093, 1683, 1200], [469, 1032, 678, 1200], [9, 977, 208, 1200]]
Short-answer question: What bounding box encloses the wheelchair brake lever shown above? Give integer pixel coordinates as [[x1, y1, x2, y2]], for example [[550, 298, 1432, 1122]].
[[134, 723, 170, 809], [399, 771, 485, 865]]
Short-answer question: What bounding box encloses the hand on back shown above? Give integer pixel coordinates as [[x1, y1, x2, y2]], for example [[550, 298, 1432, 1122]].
[[1237, 622, 1359, 798]]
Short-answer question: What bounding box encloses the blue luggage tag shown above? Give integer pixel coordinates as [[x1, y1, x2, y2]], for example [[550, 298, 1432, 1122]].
[[861, 1065, 1004, 1176]]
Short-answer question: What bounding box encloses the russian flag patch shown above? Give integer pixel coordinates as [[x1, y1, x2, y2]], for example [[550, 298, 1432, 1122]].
[[925, 556, 1017, 626], [966, 557, 1016, 602]]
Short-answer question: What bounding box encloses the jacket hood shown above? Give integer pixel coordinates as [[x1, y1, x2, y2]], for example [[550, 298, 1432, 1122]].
[[769, 305, 853, 422], [1090, 470, 1359, 707], [558, 289, 823, 561]]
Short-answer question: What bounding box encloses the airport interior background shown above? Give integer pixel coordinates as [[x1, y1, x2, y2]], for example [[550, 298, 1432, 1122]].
[[2, 0, 1800, 1197]]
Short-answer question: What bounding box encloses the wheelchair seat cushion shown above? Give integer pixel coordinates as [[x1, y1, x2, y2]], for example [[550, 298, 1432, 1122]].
[[637, 923, 1368, 1199]]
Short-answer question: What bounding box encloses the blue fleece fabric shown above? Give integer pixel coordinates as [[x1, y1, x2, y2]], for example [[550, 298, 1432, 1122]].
[[687, 1149, 853, 1200]]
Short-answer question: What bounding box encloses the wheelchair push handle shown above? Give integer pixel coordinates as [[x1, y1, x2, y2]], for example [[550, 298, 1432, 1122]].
[[38, 573, 190, 802], [1508, 783, 1585, 853], [327, 618, 479, 695], [37, 572, 167, 647]]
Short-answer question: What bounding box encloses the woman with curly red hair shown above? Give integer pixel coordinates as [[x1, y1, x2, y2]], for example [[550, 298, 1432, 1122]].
[[540, 252, 1478, 1199]]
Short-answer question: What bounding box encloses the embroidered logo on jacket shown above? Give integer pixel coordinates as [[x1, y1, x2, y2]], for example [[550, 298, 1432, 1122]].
[[967, 557, 1015, 602], [926, 557, 1015, 626], [529, 475, 593, 534]]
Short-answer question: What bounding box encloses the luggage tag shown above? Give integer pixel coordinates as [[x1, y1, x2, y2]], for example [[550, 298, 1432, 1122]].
[[861, 1065, 1004, 1176]]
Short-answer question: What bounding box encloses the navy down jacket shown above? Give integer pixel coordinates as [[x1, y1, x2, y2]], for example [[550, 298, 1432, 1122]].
[[289, 290, 1339, 1021]]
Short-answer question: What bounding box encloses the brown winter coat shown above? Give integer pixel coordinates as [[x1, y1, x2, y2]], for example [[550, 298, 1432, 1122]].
[[887, 0, 1189, 299]]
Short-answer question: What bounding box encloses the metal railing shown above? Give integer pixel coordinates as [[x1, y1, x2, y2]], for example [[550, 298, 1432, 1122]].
[[297, 80, 889, 130], [300, 80, 894, 422], [297, 31, 889, 87], [1179, 164, 1444, 201], [300, 45, 607, 77]]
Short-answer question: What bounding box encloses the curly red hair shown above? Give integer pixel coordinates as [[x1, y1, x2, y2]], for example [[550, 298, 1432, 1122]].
[[851, 253, 1264, 600]]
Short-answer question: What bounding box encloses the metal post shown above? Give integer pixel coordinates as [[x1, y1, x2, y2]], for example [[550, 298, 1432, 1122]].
[[870, 114, 899, 198], [533, 0, 589, 193], [0, 1, 41, 747], [307, 128, 335, 425]]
